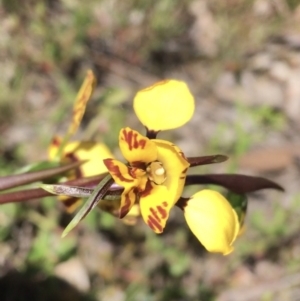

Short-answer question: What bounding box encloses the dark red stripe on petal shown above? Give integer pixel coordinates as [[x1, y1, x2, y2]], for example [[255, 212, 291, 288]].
[[140, 180, 153, 196], [147, 215, 163, 232], [147, 219, 155, 231], [141, 80, 168, 92], [129, 167, 144, 179], [147, 203, 168, 230], [122, 128, 133, 150], [122, 128, 147, 151], [119, 193, 133, 218], [52, 136, 61, 147], [65, 152, 83, 178], [104, 159, 134, 183], [63, 197, 80, 208], [134, 132, 146, 149], [150, 208, 161, 222], [130, 161, 145, 169], [157, 205, 167, 219]]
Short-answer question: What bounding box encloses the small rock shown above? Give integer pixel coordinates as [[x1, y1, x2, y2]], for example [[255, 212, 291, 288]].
[[79, 233, 115, 280], [241, 71, 283, 107], [230, 265, 256, 287], [97, 286, 125, 301], [284, 69, 300, 122], [54, 257, 90, 292], [255, 260, 283, 281], [269, 61, 291, 82], [189, 0, 220, 57], [215, 71, 238, 102], [253, 0, 274, 18], [249, 52, 272, 71]]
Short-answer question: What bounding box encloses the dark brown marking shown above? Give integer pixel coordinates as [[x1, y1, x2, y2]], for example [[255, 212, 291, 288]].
[[147, 215, 163, 232], [130, 161, 146, 169], [147, 219, 155, 231], [129, 167, 145, 179], [157, 205, 167, 219], [135, 132, 146, 149], [119, 192, 133, 218], [52, 136, 61, 147], [140, 181, 153, 197], [133, 132, 138, 149], [122, 128, 133, 150], [141, 80, 169, 92], [65, 152, 83, 178], [146, 128, 159, 139], [162, 201, 168, 207], [122, 128, 147, 151], [104, 159, 133, 183], [63, 197, 80, 208], [150, 208, 161, 222]]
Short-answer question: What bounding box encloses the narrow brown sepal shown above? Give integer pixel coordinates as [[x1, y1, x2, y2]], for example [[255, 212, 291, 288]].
[[0, 160, 87, 191], [185, 174, 284, 194], [0, 173, 113, 205], [187, 155, 228, 167], [0, 188, 52, 204]]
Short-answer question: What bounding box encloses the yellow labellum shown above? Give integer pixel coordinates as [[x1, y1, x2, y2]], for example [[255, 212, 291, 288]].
[[133, 80, 195, 131], [184, 190, 240, 255]]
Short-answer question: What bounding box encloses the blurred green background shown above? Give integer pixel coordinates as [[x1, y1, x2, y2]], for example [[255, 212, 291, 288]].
[[1, 0, 300, 300]]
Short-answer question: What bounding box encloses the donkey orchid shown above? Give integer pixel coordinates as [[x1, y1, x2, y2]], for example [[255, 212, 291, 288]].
[[11, 77, 281, 255], [46, 80, 242, 254]]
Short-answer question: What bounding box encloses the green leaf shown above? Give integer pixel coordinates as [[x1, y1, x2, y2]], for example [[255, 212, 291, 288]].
[[62, 174, 114, 237], [226, 191, 248, 227], [16, 160, 61, 174]]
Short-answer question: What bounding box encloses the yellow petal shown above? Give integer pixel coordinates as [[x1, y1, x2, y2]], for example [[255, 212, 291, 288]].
[[154, 139, 190, 205], [133, 80, 195, 131], [140, 184, 172, 233], [49, 137, 113, 177], [66, 70, 96, 138], [119, 127, 157, 165], [53, 70, 96, 160], [48, 136, 63, 161], [184, 190, 240, 255], [103, 158, 146, 217], [103, 158, 141, 186], [122, 204, 140, 225], [119, 187, 139, 219]]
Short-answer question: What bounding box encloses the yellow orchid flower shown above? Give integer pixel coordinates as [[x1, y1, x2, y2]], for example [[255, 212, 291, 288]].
[[54, 79, 239, 252], [47, 70, 113, 212], [179, 190, 240, 255], [49, 137, 112, 179], [48, 70, 111, 178], [40, 78, 283, 254], [103, 127, 190, 233]]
